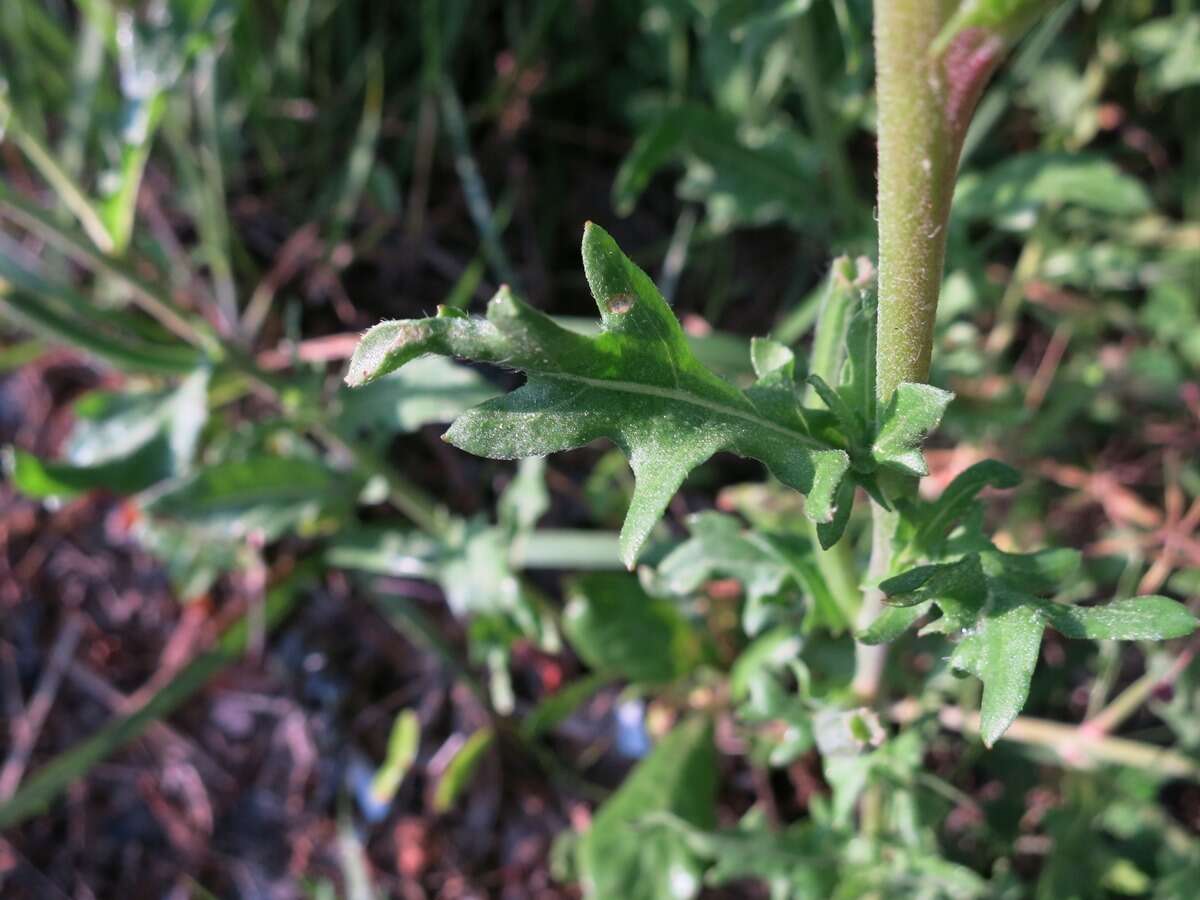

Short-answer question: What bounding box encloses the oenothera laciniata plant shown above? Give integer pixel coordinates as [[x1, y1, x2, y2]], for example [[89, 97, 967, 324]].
[[346, 0, 1197, 748]]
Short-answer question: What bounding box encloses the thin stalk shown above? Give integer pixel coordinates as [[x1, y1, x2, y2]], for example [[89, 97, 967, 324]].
[[873, 0, 959, 403], [889, 699, 1200, 781], [852, 505, 895, 703], [1080, 640, 1198, 739], [0, 100, 115, 253]]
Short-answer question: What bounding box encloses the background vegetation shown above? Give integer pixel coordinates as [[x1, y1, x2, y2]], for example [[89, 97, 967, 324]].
[[0, 0, 1198, 897]]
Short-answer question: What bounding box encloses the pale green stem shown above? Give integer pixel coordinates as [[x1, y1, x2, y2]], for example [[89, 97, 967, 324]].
[[890, 699, 1200, 782], [1080, 641, 1198, 739], [874, 0, 959, 402], [855, 0, 964, 709], [852, 504, 896, 703]]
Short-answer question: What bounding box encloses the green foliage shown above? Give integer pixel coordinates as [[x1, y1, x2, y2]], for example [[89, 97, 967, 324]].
[[574, 717, 717, 900], [860, 463, 1199, 745], [368, 710, 420, 807], [954, 153, 1153, 229], [3, 1, 1199, 897], [563, 573, 708, 685], [934, 0, 1058, 53], [348, 223, 858, 568], [653, 511, 852, 633]]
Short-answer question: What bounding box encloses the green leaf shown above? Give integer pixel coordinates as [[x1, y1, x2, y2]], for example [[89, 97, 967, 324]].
[[498, 457, 550, 533], [955, 154, 1153, 227], [346, 223, 849, 567], [1127, 14, 1200, 92], [69, 369, 209, 471], [654, 512, 851, 634], [564, 573, 706, 685], [143, 456, 352, 540], [1040, 596, 1198, 641], [907, 459, 1020, 553], [438, 518, 556, 647], [872, 382, 955, 477], [0, 269, 201, 375], [934, 0, 1058, 53], [858, 602, 931, 646], [431, 727, 494, 813], [949, 592, 1046, 747], [655, 512, 788, 604], [816, 476, 856, 551], [895, 554, 989, 634], [369, 709, 420, 807], [576, 717, 716, 900], [9, 438, 173, 499], [645, 812, 840, 897], [334, 356, 497, 449], [837, 281, 878, 435], [807, 373, 866, 448], [613, 103, 819, 230], [8, 369, 210, 500]]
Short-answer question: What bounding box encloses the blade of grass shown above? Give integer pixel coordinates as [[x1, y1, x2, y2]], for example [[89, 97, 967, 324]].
[[0, 181, 216, 350], [440, 83, 518, 290], [58, 3, 109, 180], [0, 96, 115, 252]]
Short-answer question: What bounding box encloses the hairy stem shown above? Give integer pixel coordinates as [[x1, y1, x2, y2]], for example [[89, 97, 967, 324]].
[[875, 0, 951, 400], [858, 0, 1004, 707], [874, 0, 997, 401]]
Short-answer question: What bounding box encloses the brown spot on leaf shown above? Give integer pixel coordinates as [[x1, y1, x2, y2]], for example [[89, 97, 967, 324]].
[[606, 293, 635, 315]]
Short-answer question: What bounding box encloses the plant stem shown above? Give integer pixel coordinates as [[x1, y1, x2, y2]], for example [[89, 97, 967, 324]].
[[852, 504, 895, 703], [889, 699, 1200, 782], [1080, 640, 1198, 739], [873, 0, 959, 402], [857, 0, 979, 706]]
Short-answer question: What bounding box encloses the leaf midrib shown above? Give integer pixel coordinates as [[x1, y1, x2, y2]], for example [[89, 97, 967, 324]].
[[541, 371, 828, 451]]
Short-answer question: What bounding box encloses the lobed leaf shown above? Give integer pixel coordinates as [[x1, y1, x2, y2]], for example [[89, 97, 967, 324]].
[[576, 717, 717, 900], [563, 573, 707, 685], [347, 223, 850, 567], [872, 383, 955, 477], [863, 459, 1198, 745], [1039, 596, 1199, 641], [949, 593, 1045, 747], [908, 459, 1020, 553]]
